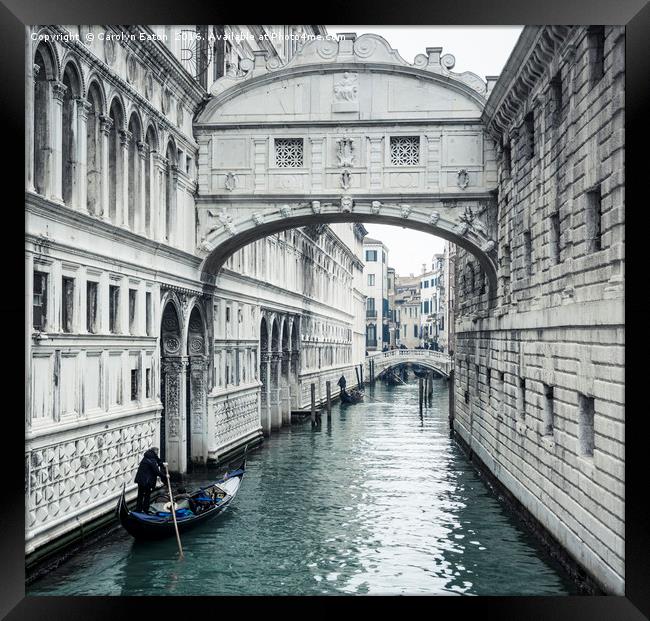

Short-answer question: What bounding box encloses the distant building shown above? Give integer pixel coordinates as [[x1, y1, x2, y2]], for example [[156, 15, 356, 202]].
[[362, 238, 389, 351], [387, 267, 399, 348], [420, 254, 446, 351], [394, 274, 421, 348]]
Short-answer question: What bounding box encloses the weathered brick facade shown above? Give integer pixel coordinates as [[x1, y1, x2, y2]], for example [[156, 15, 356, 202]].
[[453, 26, 625, 594]]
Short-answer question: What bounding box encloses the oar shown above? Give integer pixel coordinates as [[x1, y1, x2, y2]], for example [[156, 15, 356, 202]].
[[163, 463, 184, 560]]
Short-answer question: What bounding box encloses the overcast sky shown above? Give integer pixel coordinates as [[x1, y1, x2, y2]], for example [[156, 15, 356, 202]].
[[327, 26, 523, 276]]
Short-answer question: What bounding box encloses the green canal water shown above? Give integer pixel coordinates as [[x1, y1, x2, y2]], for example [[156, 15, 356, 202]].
[[28, 380, 578, 596]]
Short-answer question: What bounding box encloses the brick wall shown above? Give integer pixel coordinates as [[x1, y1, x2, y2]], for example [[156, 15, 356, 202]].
[[454, 26, 625, 594]]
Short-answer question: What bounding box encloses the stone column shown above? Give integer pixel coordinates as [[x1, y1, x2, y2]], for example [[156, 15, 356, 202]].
[[189, 356, 207, 465], [49, 81, 66, 204], [260, 351, 272, 436], [76, 98, 91, 212], [136, 141, 147, 235], [99, 115, 112, 221], [153, 153, 167, 241], [26, 62, 37, 192], [118, 129, 131, 228], [161, 356, 188, 474], [168, 164, 180, 246], [280, 351, 291, 425], [271, 352, 283, 430], [98, 271, 110, 334]]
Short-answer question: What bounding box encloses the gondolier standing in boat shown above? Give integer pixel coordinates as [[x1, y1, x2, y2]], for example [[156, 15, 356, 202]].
[[337, 374, 347, 397], [134, 447, 168, 513]]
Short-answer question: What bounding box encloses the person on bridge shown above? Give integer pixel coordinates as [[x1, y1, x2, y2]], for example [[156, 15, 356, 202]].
[[337, 374, 347, 396], [134, 447, 168, 513]]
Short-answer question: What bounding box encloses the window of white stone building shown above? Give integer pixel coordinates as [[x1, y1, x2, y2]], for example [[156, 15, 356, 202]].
[[368, 274, 375, 286], [543, 384, 555, 436], [86, 281, 98, 334], [587, 26, 605, 85], [145, 292, 152, 336], [585, 186, 603, 253], [390, 136, 420, 166], [61, 277, 74, 333], [109, 285, 120, 334], [128, 289, 137, 334], [275, 138, 304, 168], [33, 271, 48, 331]]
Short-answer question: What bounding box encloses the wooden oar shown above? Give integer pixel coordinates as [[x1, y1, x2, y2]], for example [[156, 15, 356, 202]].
[[163, 463, 184, 560]]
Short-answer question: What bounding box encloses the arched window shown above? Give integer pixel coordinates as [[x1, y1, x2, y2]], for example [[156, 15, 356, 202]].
[[108, 99, 123, 223], [127, 113, 142, 231], [61, 61, 81, 207], [86, 82, 103, 216], [33, 43, 56, 196]]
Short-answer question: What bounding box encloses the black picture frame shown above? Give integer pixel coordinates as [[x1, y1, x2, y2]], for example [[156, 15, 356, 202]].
[[3, 0, 647, 618]]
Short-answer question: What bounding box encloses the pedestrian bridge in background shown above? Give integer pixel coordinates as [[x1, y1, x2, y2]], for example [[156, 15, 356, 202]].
[[365, 349, 452, 379]]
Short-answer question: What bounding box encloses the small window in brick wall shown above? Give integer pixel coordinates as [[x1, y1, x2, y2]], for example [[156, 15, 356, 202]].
[[543, 384, 554, 435], [587, 26, 605, 85], [523, 112, 535, 161], [578, 393, 595, 456], [549, 212, 561, 265], [585, 186, 603, 253], [502, 138, 512, 178], [524, 231, 533, 277], [517, 377, 526, 421], [550, 72, 563, 127]]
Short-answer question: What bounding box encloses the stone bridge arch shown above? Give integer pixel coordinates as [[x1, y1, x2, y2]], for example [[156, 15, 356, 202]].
[[194, 32, 500, 301], [366, 350, 452, 379]]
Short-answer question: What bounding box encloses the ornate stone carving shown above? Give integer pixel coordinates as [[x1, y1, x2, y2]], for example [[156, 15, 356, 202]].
[[371, 201, 382, 214], [52, 81, 67, 102], [252, 212, 264, 226], [336, 137, 354, 167], [161, 87, 171, 115], [104, 37, 116, 65], [202, 209, 237, 243], [333, 72, 358, 101], [340, 169, 352, 190], [311, 200, 322, 214], [280, 204, 292, 218], [482, 239, 496, 253], [340, 195, 353, 213], [176, 101, 184, 126], [99, 115, 113, 136], [429, 211, 440, 225], [224, 172, 237, 191], [164, 336, 180, 354], [441, 53, 456, 70], [454, 222, 469, 236], [458, 203, 488, 236], [400, 204, 412, 219], [144, 71, 154, 99], [457, 169, 470, 190], [126, 53, 137, 83], [189, 336, 205, 354]]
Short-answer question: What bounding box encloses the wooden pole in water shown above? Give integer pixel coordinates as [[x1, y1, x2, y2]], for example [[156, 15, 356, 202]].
[[310, 383, 316, 425], [326, 380, 332, 418], [163, 464, 184, 560], [419, 377, 424, 414], [355, 366, 361, 388]]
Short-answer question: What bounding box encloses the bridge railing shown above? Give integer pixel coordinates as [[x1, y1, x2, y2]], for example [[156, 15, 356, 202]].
[[366, 349, 451, 364]]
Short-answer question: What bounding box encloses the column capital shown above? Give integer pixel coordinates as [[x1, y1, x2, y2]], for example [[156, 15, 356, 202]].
[[32, 63, 41, 82], [137, 141, 149, 159], [76, 98, 93, 119], [119, 129, 132, 148], [153, 153, 167, 169], [99, 115, 113, 135], [51, 81, 67, 102]]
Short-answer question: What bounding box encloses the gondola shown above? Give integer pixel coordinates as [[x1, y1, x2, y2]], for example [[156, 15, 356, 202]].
[[340, 388, 364, 404], [117, 464, 245, 540]]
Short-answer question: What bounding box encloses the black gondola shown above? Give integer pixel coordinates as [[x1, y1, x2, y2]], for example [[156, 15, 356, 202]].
[[117, 465, 245, 540], [340, 388, 364, 404]]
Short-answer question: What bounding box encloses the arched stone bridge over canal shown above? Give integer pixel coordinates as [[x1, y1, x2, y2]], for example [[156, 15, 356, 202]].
[[365, 349, 452, 379]]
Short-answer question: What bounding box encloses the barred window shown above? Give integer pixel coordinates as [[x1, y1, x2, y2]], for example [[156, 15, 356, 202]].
[[390, 136, 420, 166], [275, 138, 304, 168]]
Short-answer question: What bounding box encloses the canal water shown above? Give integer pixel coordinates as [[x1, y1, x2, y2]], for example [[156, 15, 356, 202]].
[[28, 379, 577, 596]]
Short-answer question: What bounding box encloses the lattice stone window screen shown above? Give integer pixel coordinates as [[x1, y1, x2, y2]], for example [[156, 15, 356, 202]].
[[275, 138, 304, 168], [390, 136, 420, 165]]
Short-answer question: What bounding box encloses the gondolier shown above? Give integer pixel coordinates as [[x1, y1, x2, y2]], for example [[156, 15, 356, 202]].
[[337, 374, 347, 395], [134, 447, 168, 514]]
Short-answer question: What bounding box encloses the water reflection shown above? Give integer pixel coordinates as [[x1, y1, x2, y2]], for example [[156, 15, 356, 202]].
[[29, 380, 576, 596]]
